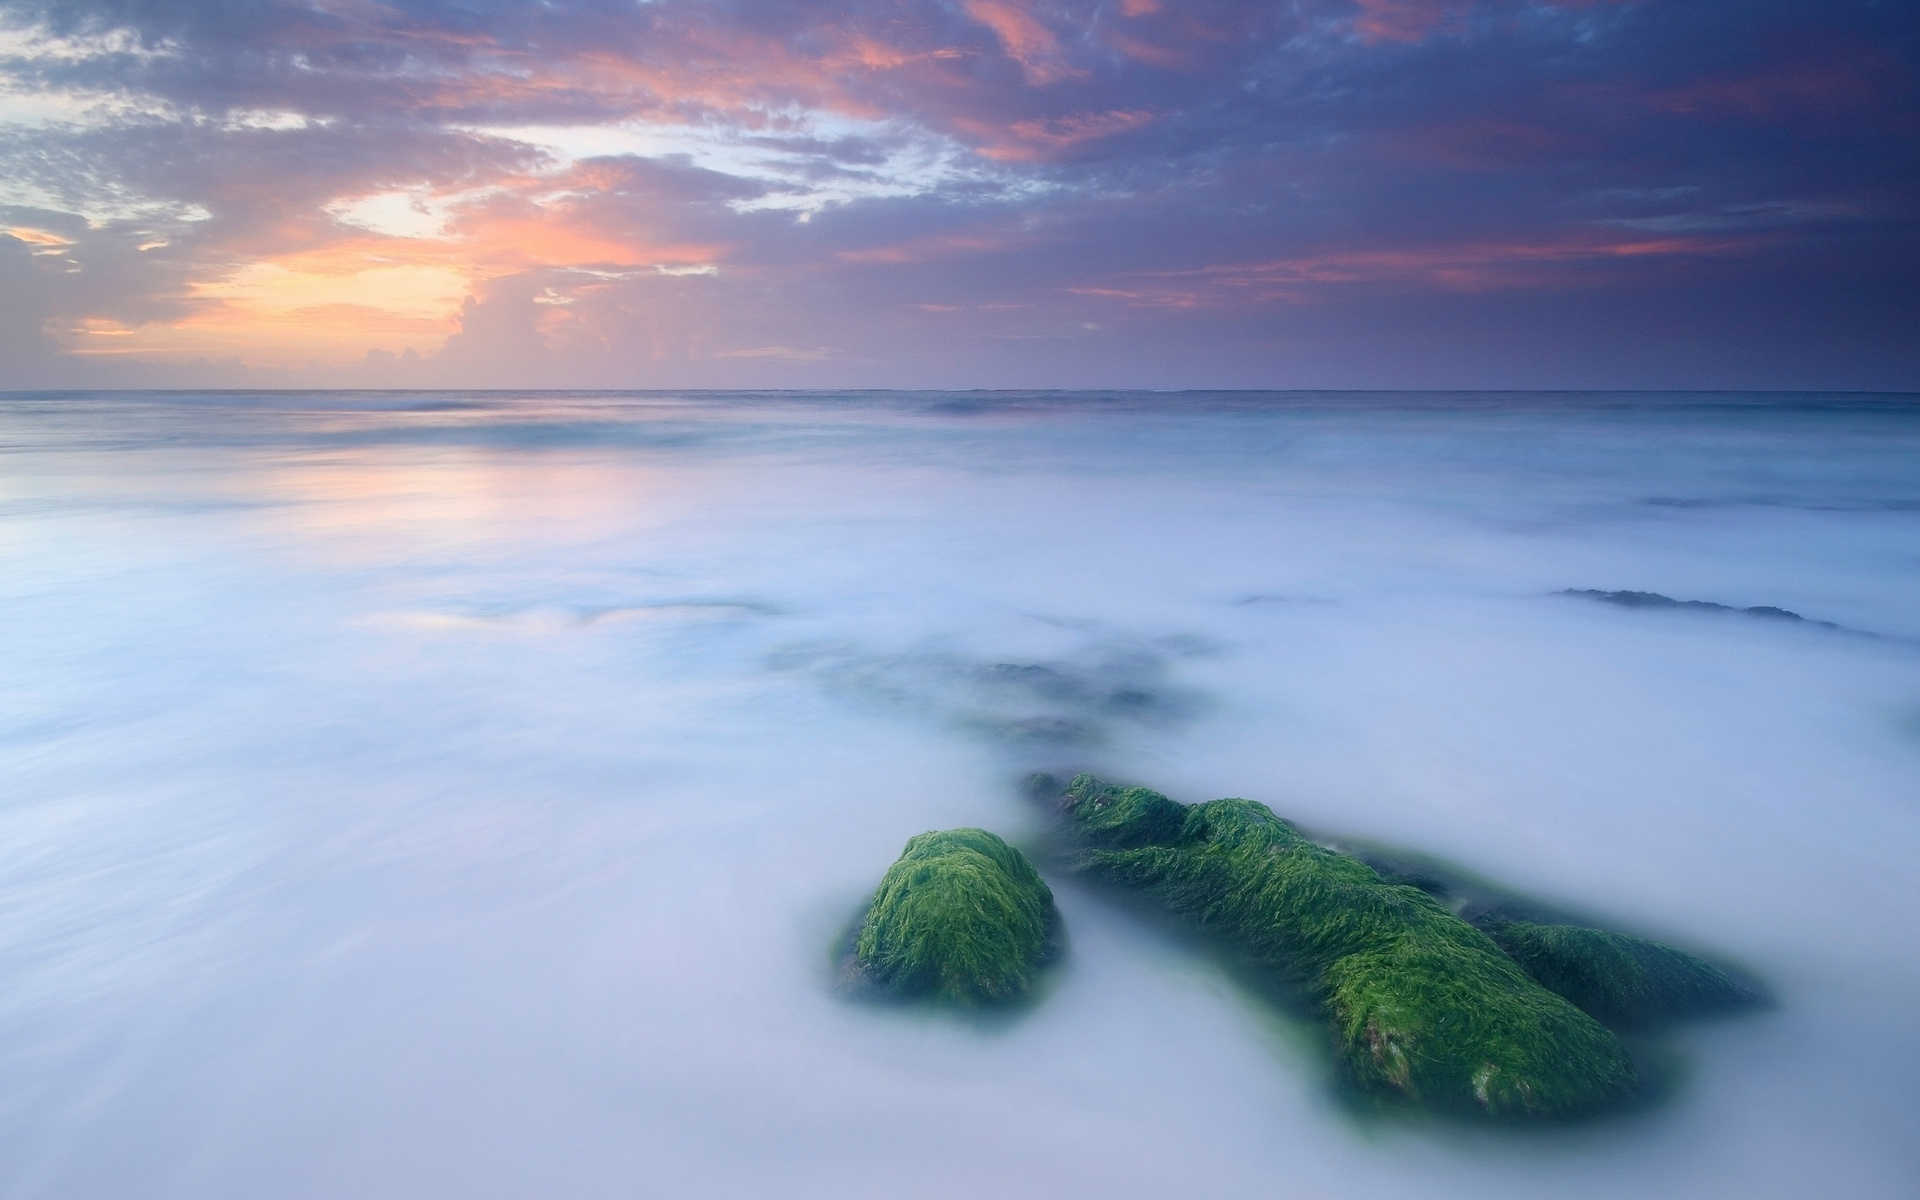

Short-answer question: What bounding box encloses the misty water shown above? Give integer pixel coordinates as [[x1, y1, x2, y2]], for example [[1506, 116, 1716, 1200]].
[[3, 391, 1918, 1198]]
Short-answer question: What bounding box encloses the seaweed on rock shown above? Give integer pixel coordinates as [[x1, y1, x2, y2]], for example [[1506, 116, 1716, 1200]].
[[1048, 775, 1638, 1119], [1339, 845, 1769, 1027], [850, 828, 1061, 1006], [1486, 921, 1764, 1027]]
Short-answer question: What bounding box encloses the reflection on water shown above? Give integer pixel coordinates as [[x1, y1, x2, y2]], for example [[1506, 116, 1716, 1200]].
[[2, 391, 1918, 1199]]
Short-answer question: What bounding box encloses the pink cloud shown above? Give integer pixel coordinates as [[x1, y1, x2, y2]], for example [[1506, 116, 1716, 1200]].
[[1349, 0, 1457, 45], [963, 0, 1090, 84], [1103, 32, 1198, 69], [966, 108, 1158, 160], [1640, 61, 1880, 118]]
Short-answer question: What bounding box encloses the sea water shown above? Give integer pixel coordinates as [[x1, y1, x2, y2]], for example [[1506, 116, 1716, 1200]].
[[1, 390, 1916, 1198]]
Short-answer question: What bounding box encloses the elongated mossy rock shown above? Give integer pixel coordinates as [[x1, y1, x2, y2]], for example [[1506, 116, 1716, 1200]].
[[852, 828, 1060, 1006], [1052, 776, 1636, 1118], [1486, 921, 1762, 1027]]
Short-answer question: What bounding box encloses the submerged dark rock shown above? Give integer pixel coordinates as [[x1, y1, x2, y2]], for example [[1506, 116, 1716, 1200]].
[[773, 638, 1206, 750], [849, 828, 1061, 1006], [1046, 776, 1638, 1119]]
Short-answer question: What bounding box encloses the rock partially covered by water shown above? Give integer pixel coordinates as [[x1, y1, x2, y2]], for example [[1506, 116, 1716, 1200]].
[[851, 828, 1061, 1006], [1486, 921, 1765, 1027], [1049, 775, 1637, 1119]]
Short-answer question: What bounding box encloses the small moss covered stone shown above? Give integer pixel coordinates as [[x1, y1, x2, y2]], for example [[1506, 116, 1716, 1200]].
[[1486, 921, 1762, 1027], [1052, 776, 1637, 1118], [852, 828, 1060, 1006]]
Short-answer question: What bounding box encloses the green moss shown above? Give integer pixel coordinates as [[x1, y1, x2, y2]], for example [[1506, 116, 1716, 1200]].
[[852, 828, 1060, 1006], [1052, 776, 1636, 1118], [1486, 921, 1763, 1027]]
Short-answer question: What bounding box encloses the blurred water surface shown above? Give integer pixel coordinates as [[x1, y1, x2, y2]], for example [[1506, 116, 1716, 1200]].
[[3, 390, 1918, 1198]]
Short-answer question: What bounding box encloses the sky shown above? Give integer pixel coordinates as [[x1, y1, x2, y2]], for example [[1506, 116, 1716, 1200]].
[[0, 0, 1915, 391]]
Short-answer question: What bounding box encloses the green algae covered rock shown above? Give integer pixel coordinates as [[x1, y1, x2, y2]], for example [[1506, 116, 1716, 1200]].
[[1486, 921, 1762, 1027], [851, 828, 1060, 1006], [1051, 775, 1637, 1118]]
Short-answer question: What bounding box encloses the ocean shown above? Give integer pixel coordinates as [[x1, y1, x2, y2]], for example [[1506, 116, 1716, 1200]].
[[2, 390, 1917, 1198]]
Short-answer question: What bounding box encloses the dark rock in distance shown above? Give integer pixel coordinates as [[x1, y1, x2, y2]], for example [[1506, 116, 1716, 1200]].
[[1559, 589, 1838, 628], [850, 828, 1061, 1006]]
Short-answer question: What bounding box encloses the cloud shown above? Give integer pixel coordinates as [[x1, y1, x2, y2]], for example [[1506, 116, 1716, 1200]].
[[0, 0, 1911, 388], [1068, 230, 1767, 308], [962, 0, 1089, 86], [713, 345, 838, 361], [1347, 0, 1460, 44]]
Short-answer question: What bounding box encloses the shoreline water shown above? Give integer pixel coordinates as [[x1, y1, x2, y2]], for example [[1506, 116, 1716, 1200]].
[[2, 391, 1916, 1197]]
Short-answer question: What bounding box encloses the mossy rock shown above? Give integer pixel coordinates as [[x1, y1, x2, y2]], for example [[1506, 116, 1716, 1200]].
[[1050, 776, 1637, 1119], [1486, 921, 1764, 1027], [851, 828, 1061, 1006], [1341, 845, 1767, 1027]]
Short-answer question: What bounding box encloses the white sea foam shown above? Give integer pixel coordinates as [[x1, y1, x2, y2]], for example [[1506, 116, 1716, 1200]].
[[1, 391, 1917, 1198]]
